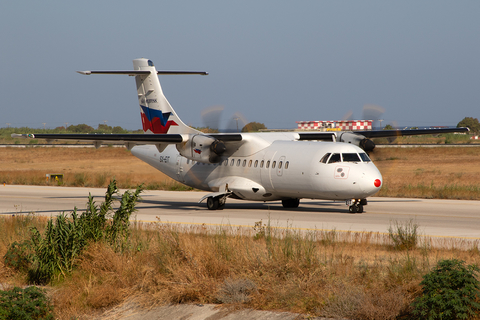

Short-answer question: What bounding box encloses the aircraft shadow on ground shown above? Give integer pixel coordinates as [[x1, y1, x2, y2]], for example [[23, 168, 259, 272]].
[[0, 197, 360, 216], [1, 208, 89, 216], [138, 199, 350, 214], [46, 196, 120, 200], [368, 198, 421, 203]]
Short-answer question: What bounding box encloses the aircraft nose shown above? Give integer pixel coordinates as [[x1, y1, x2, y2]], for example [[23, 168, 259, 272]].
[[360, 168, 382, 196]]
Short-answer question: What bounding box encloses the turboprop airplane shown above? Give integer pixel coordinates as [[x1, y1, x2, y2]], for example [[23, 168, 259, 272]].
[[13, 58, 469, 213]]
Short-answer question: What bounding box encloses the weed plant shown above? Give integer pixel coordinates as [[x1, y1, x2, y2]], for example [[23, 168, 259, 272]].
[[216, 278, 258, 303], [3, 179, 143, 285], [388, 219, 419, 250]]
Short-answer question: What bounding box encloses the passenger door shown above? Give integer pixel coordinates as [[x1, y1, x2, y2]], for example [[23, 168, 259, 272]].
[[176, 155, 184, 182]]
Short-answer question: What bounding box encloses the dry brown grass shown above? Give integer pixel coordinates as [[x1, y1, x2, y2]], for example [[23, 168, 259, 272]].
[[0, 147, 190, 190], [48, 223, 478, 319], [370, 147, 480, 199], [2, 215, 478, 319], [1, 145, 479, 199]]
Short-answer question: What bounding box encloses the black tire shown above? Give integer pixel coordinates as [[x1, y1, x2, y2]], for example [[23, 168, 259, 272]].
[[207, 197, 219, 210], [357, 204, 364, 213], [282, 198, 300, 208], [349, 205, 357, 213]]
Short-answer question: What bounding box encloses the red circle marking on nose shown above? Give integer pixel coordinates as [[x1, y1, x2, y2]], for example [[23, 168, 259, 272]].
[[374, 179, 382, 188]]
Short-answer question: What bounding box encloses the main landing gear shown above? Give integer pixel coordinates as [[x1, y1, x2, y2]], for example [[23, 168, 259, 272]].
[[206, 196, 226, 210], [282, 198, 300, 208], [348, 199, 367, 214]]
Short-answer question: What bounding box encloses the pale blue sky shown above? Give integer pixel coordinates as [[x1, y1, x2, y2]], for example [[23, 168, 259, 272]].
[[1, 1, 479, 130]]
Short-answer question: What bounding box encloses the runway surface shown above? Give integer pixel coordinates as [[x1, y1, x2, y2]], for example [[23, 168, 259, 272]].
[[1, 184, 479, 240]]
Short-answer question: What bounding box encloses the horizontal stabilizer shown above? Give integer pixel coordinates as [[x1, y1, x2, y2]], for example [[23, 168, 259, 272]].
[[77, 70, 208, 76]]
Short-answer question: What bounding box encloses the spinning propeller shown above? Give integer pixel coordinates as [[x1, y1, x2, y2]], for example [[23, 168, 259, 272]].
[[177, 106, 247, 164], [200, 105, 247, 133]]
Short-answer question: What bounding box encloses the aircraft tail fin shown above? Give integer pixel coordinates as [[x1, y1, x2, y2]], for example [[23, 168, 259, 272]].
[[133, 58, 200, 134], [78, 58, 207, 135]]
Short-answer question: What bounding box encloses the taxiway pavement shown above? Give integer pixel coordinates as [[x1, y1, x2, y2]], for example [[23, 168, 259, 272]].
[[1, 184, 479, 240]]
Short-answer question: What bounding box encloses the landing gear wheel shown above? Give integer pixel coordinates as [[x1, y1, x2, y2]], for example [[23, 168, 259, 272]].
[[348, 199, 365, 214], [207, 197, 219, 210], [207, 196, 226, 210], [357, 204, 364, 213], [349, 205, 358, 214], [282, 198, 300, 208]]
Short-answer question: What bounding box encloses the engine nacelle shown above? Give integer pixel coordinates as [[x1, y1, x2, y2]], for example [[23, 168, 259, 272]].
[[337, 132, 375, 152], [176, 134, 226, 163]]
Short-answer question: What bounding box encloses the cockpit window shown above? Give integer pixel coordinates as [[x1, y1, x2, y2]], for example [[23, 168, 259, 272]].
[[328, 153, 341, 164], [320, 153, 331, 164], [148, 60, 155, 66], [342, 153, 361, 162], [359, 153, 371, 162]]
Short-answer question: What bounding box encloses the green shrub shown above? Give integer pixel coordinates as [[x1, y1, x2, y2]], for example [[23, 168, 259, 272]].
[[0, 286, 54, 320], [411, 259, 480, 320], [3, 241, 32, 272]]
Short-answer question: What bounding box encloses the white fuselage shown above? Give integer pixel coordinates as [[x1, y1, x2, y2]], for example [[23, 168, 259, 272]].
[[131, 132, 382, 202]]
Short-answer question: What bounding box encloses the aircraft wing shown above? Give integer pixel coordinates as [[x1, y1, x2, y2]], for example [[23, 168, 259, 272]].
[[11, 133, 184, 144], [10, 132, 245, 155], [12, 133, 243, 143], [356, 127, 469, 138], [206, 133, 243, 141], [274, 127, 470, 142], [12, 132, 245, 161], [294, 132, 336, 141]]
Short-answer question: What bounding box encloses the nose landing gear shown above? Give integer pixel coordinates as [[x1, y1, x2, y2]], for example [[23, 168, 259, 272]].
[[347, 199, 367, 214]]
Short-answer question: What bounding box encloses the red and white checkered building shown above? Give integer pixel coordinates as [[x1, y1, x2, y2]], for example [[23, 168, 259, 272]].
[[296, 120, 373, 131]]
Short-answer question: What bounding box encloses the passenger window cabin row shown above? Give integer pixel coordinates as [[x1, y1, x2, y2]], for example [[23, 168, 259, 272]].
[[184, 152, 369, 168], [186, 158, 290, 169]]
